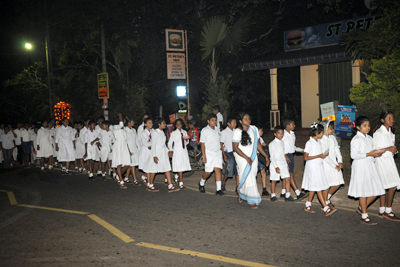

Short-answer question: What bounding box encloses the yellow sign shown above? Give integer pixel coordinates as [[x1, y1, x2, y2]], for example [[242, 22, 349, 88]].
[[98, 73, 109, 99]]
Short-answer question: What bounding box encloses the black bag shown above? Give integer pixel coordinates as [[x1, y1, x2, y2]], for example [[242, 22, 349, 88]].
[[258, 145, 270, 167]]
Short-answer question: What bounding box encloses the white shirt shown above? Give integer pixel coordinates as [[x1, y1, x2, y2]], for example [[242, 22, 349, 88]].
[[282, 130, 296, 154], [137, 122, 145, 147], [200, 125, 221, 152], [220, 127, 234, 153], [216, 112, 223, 131], [85, 130, 99, 145], [21, 128, 31, 142], [13, 128, 22, 145], [269, 138, 287, 168], [351, 131, 374, 161], [99, 129, 114, 146], [1, 132, 15, 149]]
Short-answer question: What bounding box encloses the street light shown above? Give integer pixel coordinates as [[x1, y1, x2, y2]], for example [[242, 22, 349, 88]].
[[25, 43, 32, 49]]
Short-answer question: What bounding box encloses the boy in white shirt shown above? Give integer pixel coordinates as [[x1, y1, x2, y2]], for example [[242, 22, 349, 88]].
[[0, 126, 16, 168], [84, 121, 100, 180], [282, 118, 308, 200], [212, 105, 224, 131], [198, 113, 224, 195], [220, 117, 238, 192], [269, 125, 295, 202], [98, 121, 114, 180], [95, 116, 105, 177], [11, 123, 23, 165], [21, 123, 32, 166]]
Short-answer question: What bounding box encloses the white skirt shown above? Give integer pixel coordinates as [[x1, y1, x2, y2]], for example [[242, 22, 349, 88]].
[[139, 146, 151, 170], [111, 141, 130, 168], [348, 157, 385, 197], [37, 142, 53, 158], [75, 142, 84, 159], [143, 146, 171, 173], [302, 158, 329, 191], [375, 155, 400, 190], [323, 162, 345, 187], [57, 141, 75, 162]]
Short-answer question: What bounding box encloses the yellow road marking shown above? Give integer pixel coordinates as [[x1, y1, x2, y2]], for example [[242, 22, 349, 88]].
[[87, 214, 134, 243], [0, 189, 9, 192], [7, 191, 18, 205], [18, 204, 89, 215], [136, 242, 274, 267]]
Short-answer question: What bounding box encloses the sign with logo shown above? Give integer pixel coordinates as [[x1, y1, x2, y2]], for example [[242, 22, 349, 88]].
[[320, 101, 337, 121], [284, 15, 382, 51], [98, 73, 109, 99], [167, 53, 186, 79], [335, 105, 356, 138], [165, 29, 185, 51]]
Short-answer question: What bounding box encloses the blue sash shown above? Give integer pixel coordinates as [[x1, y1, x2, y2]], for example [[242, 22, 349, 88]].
[[238, 126, 259, 191]]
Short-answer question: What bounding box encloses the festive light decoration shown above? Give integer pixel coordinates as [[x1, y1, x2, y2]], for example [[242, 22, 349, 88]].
[[54, 101, 71, 126]]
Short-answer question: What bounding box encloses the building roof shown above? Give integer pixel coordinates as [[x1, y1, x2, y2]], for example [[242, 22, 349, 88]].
[[240, 45, 352, 71]]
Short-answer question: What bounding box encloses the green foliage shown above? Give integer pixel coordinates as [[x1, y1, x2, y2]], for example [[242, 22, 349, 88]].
[[350, 48, 400, 142]]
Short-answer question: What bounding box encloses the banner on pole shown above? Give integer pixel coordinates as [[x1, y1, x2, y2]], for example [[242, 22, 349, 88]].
[[167, 53, 186, 79], [165, 29, 185, 51], [98, 73, 109, 99]]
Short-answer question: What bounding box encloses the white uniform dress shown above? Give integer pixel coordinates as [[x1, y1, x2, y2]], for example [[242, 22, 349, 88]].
[[168, 129, 191, 172], [269, 138, 290, 181], [139, 128, 153, 170], [36, 127, 53, 158], [56, 125, 75, 162], [320, 135, 345, 186], [74, 129, 84, 159], [30, 132, 38, 162], [200, 125, 222, 172], [232, 125, 261, 205], [373, 125, 400, 190], [125, 127, 139, 166], [143, 129, 171, 173], [111, 122, 130, 168], [348, 131, 385, 197], [50, 127, 58, 158], [301, 137, 329, 191]]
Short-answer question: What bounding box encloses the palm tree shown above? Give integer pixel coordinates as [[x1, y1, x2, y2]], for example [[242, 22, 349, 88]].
[[191, 15, 250, 121]]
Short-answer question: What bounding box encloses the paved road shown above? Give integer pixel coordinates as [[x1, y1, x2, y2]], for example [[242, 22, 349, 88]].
[[1, 167, 400, 267]]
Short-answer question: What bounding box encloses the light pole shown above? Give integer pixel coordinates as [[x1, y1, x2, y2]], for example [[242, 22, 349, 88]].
[[25, 42, 53, 118]]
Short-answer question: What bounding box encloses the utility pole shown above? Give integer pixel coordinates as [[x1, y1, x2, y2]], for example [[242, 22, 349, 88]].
[[45, 0, 52, 118], [101, 24, 108, 120]]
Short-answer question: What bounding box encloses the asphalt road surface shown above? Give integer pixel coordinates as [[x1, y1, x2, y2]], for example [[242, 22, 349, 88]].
[[1, 167, 400, 267]]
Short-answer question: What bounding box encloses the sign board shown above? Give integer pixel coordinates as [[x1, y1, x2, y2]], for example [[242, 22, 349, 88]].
[[335, 105, 356, 138], [167, 53, 186, 79], [284, 15, 382, 51], [165, 29, 185, 51], [98, 73, 109, 99], [320, 101, 338, 121]]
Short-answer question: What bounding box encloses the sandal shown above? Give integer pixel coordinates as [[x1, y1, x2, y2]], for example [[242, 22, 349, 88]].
[[168, 186, 180, 193], [237, 196, 242, 204], [179, 185, 186, 190], [304, 206, 315, 213], [325, 207, 337, 216], [133, 180, 141, 186], [147, 185, 159, 192], [249, 204, 258, 209], [123, 178, 133, 184], [140, 176, 148, 186], [118, 181, 127, 189]]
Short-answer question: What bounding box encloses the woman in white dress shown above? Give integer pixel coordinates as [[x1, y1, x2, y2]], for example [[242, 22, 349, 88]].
[[74, 122, 85, 172], [36, 120, 53, 171], [111, 113, 131, 189], [143, 117, 179, 193], [125, 117, 141, 186], [55, 118, 76, 174], [232, 113, 270, 209], [138, 118, 153, 186], [302, 123, 336, 216], [320, 120, 345, 204], [373, 111, 400, 221], [349, 116, 385, 225], [168, 118, 191, 189]]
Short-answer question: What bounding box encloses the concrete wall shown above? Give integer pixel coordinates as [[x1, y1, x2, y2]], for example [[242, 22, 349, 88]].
[[300, 64, 320, 128]]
